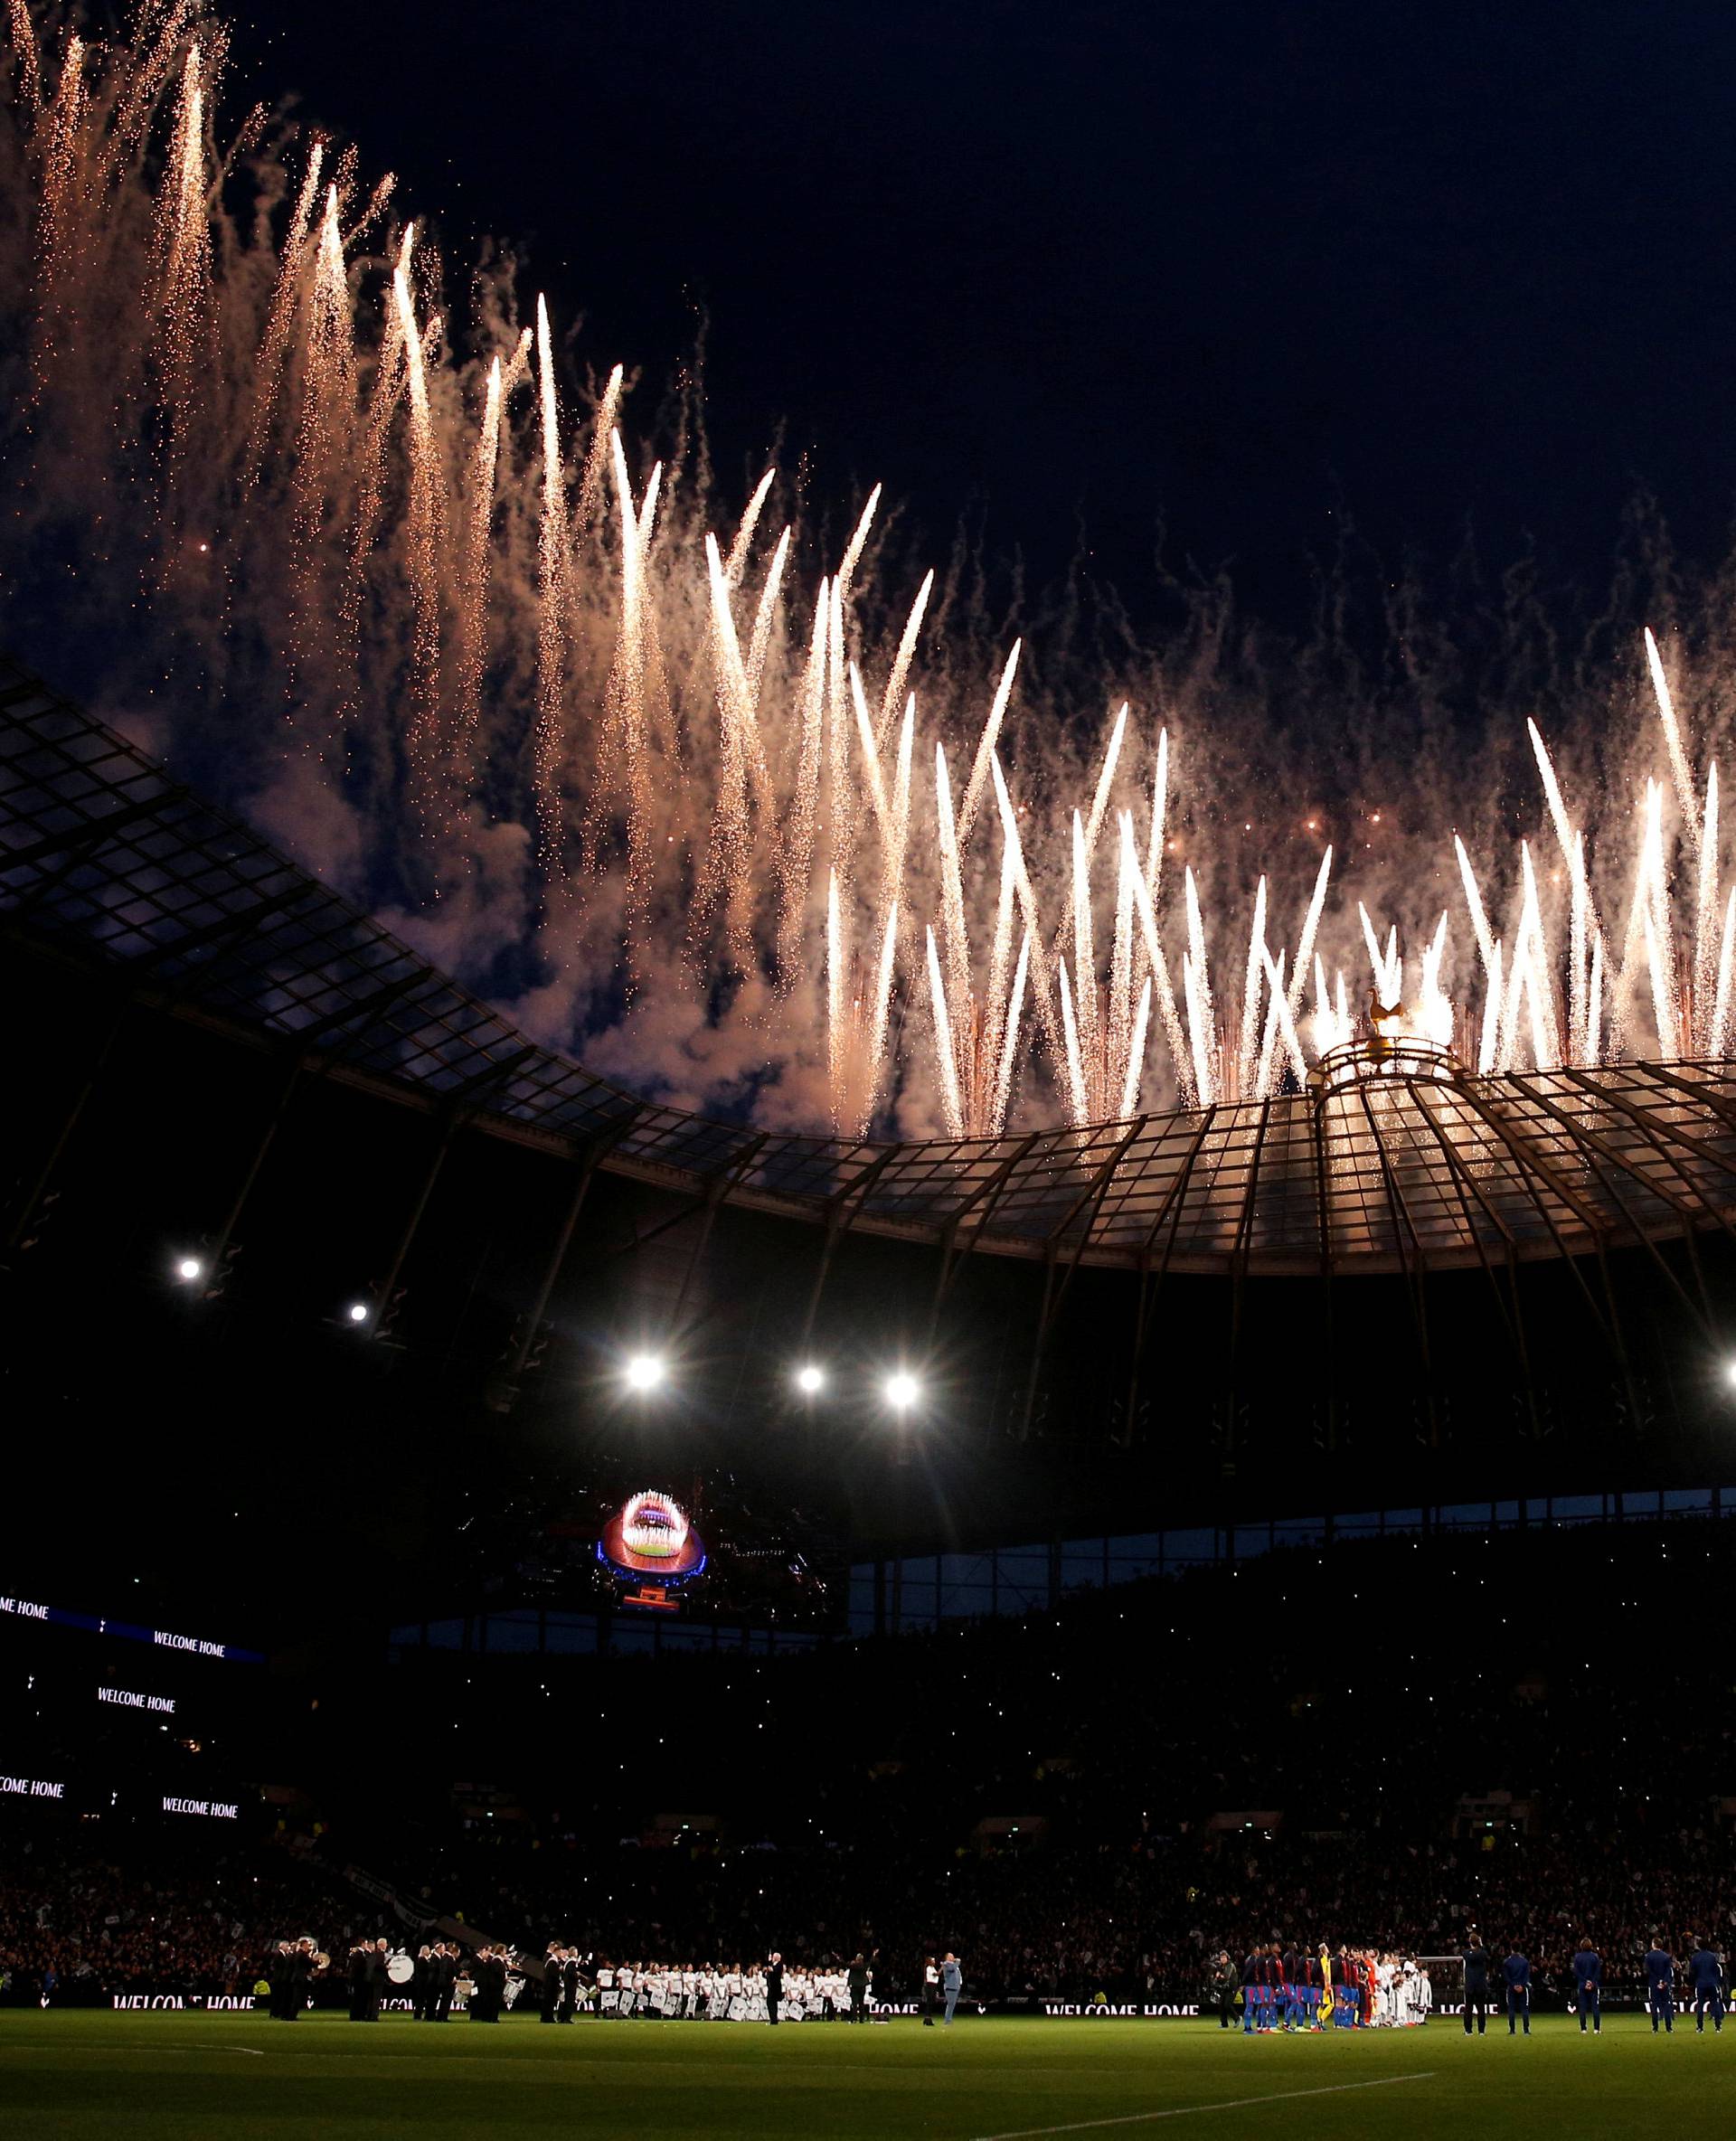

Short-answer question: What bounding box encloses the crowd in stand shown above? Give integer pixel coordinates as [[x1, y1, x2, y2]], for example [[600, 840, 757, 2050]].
[[0, 1839, 397, 2002], [4, 1521, 1734, 2010]]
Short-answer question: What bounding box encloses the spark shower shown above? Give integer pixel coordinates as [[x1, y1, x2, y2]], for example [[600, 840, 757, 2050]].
[[4, 2, 1733, 1139]]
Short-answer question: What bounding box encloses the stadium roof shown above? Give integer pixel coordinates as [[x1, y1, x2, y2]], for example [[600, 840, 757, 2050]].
[[6, 657, 1736, 1280]]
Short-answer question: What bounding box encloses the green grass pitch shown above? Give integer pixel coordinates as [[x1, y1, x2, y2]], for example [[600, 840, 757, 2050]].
[[1, 2008, 1727, 2137]]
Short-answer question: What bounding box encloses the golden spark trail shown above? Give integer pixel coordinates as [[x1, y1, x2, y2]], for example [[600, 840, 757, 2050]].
[[1122, 814, 1191, 1108], [928, 923, 967, 1137], [1119, 978, 1152, 1121], [1645, 627, 1702, 857], [874, 570, 934, 753], [390, 259, 444, 779], [934, 743, 971, 1030], [533, 293, 570, 872], [775, 582, 828, 995], [826, 869, 845, 1127], [336, 222, 412, 728], [723, 466, 775, 587], [1236, 874, 1268, 1097], [150, 42, 212, 498], [955, 641, 1021, 846], [455, 344, 518, 748], [1184, 866, 1215, 1105], [991, 931, 1033, 1134], [7, 0, 42, 108], [1694, 760, 1721, 1050], [247, 137, 325, 478], [1712, 887, 1736, 1059], [612, 442, 664, 972], [1284, 846, 1334, 1036]]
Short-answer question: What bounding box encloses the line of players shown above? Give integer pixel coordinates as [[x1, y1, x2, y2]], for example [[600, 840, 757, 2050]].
[[1220, 1945, 1430, 2031], [1450, 1935, 1727, 2037], [535, 1951, 875, 2023]]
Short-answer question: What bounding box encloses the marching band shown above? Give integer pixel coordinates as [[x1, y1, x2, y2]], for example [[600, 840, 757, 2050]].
[[266, 1941, 878, 2023]]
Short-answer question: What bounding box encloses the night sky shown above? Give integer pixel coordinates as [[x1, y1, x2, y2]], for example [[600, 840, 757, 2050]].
[[237, 0, 1736, 627]]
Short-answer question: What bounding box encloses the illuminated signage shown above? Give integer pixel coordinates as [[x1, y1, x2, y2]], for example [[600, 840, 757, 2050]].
[[153, 1629, 235, 1658], [1, 1776, 64, 1798], [0, 1590, 261, 1662], [163, 1797, 239, 1819], [98, 1686, 175, 1714], [598, 1491, 706, 1587]]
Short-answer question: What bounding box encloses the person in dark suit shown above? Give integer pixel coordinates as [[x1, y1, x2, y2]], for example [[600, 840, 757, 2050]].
[[1462, 1937, 1492, 2035], [435, 1943, 459, 2022], [366, 1939, 389, 2021], [285, 1938, 316, 2021], [1645, 1938, 1676, 2033], [1502, 1948, 1531, 2036], [410, 1944, 433, 2023], [562, 1949, 585, 2022], [469, 1945, 504, 2023], [347, 1943, 371, 2021], [539, 1946, 562, 2024], [846, 1954, 869, 2023], [265, 1941, 290, 2020], [765, 1952, 785, 2024], [1687, 1938, 1725, 2033], [1208, 1951, 1240, 2030], [1571, 1939, 1601, 2035]]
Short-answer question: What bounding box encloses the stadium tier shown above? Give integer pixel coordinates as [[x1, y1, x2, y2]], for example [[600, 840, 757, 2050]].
[[5, 1521, 1735, 2012]]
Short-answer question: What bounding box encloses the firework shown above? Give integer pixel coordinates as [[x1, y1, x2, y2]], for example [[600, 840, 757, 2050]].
[[4, 1, 1734, 1146]]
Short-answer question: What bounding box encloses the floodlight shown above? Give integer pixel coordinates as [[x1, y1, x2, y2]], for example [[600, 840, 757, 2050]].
[[794, 1364, 825, 1396], [884, 1371, 920, 1412], [175, 1257, 203, 1282], [625, 1353, 666, 1392], [346, 1302, 370, 1325]]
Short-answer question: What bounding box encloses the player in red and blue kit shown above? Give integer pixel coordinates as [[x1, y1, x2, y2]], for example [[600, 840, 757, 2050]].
[[1261, 1947, 1287, 2032], [1240, 1949, 1263, 2033], [1571, 1939, 1601, 2035]]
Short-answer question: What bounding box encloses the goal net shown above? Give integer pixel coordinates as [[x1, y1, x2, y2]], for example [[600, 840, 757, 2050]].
[[1420, 1957, 1465, 2012]]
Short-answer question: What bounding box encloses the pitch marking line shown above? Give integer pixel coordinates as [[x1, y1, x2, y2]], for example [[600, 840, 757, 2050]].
[[971, 2070, 1436, 2139], [1, 2042, 266, 2057]]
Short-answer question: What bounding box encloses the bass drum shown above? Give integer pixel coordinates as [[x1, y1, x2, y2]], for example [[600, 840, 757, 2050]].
[[386, 1952, 415, 1985]]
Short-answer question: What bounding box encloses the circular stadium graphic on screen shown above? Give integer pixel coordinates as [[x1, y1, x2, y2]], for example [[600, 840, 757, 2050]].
[[599, 1490, 707, 1584]]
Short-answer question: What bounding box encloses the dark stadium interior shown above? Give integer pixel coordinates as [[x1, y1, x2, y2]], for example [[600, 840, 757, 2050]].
[[5, 1522, 1736, 2008], [12, 14, 1736, 2134], [5, 674, 1736, 2022]]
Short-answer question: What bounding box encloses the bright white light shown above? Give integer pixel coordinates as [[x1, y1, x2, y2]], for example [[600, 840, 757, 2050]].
[[625, 1354, 666, 1393], [175, 1257, 203, 1282], [884, 1371, 920, 1412], [795, 1364, 825, 1396], [346, 1302, 370, 1325], [1725, 1360, 1736, 1387]]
